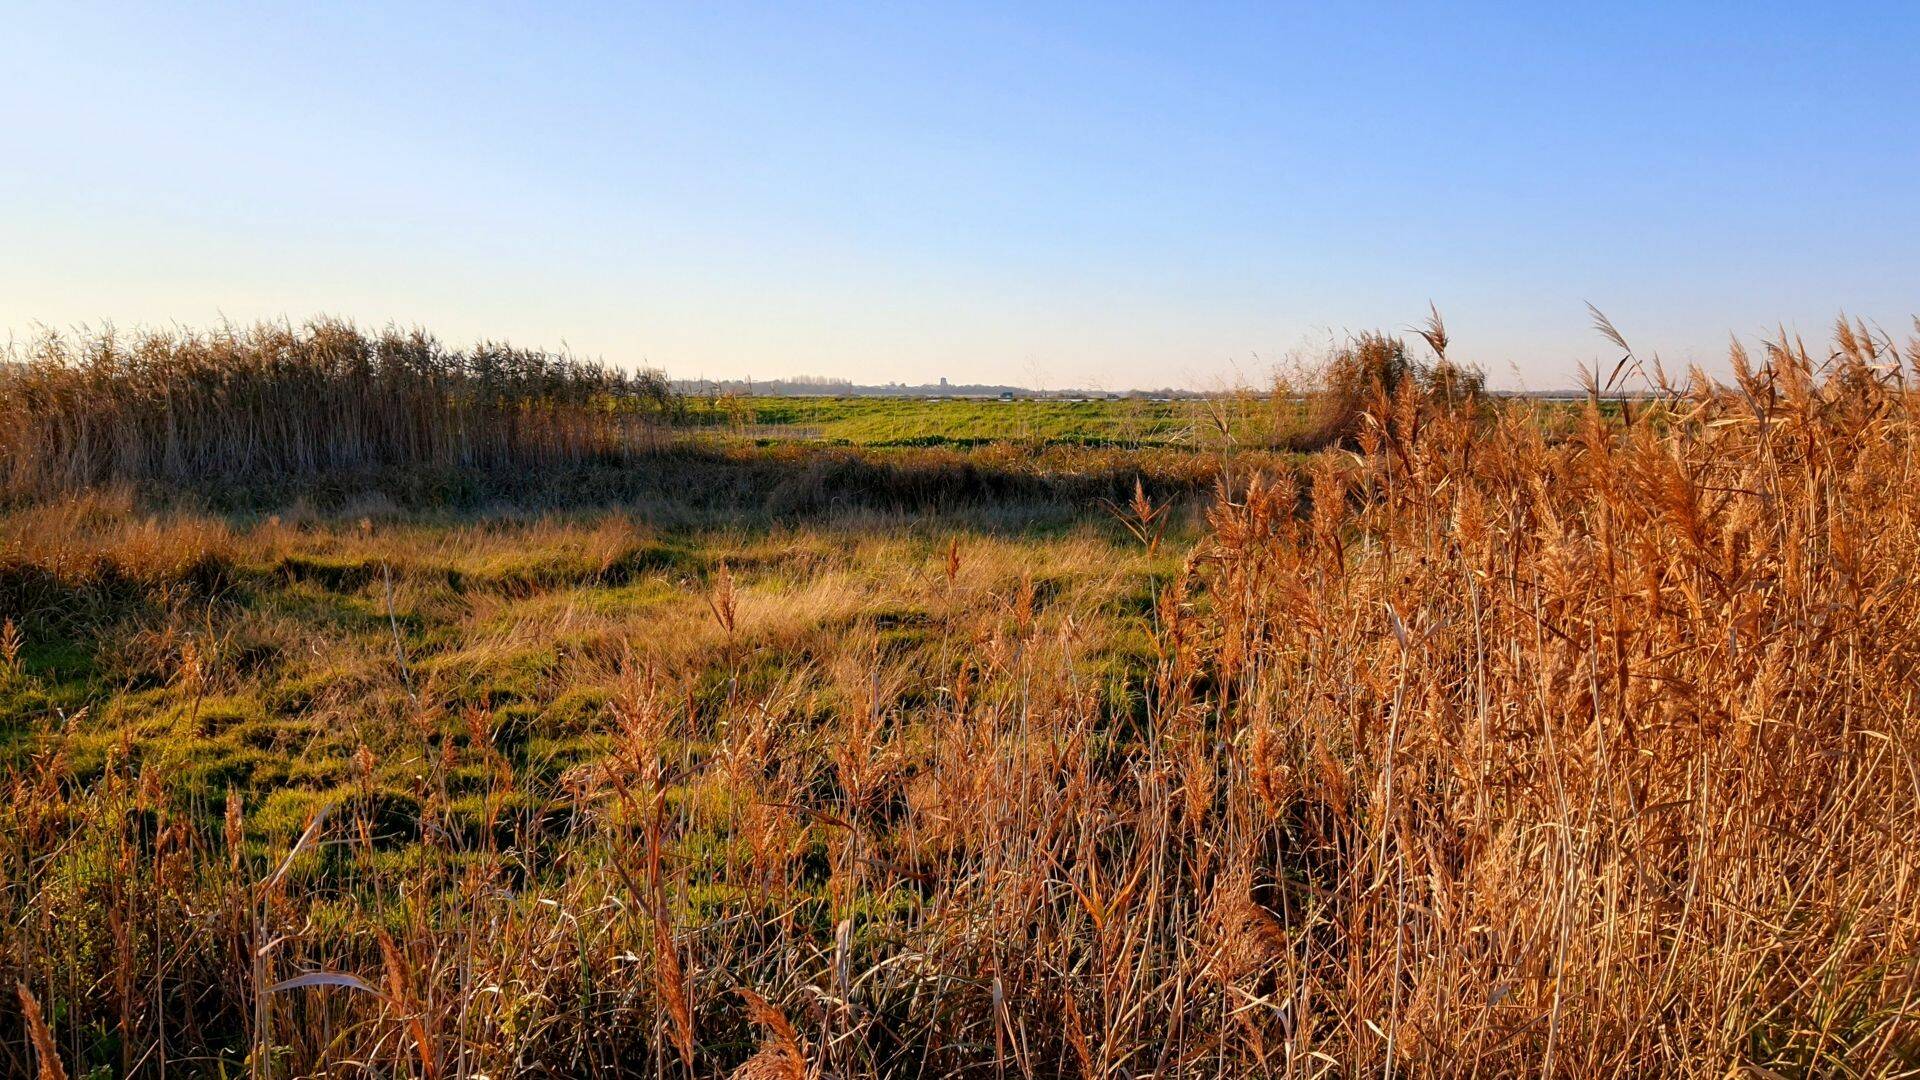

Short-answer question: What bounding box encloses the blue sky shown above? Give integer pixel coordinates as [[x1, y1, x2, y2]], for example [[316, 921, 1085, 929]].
[[3, 2, 1915, 389]]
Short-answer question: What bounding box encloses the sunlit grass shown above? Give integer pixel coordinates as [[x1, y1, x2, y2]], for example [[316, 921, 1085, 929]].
[[4, 318, 1917, 1077]]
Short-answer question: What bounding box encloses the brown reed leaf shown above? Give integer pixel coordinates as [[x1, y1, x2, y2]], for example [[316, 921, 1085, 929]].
[[16, 982, 69, 1080]]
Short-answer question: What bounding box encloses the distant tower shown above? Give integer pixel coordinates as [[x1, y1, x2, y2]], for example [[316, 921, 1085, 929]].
[[940, 377, 949, 387]]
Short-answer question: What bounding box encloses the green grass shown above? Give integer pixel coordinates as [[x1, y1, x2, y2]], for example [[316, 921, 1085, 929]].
[[678, 395, 1276, 447]]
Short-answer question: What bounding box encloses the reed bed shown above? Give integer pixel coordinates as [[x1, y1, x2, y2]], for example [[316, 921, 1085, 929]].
[[0, 321, 681, 496], [2, 320, 1917, 1076]]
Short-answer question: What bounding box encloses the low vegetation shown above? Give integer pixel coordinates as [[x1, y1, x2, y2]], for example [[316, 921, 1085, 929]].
[[675, 395, 1254, 449], [2, 318, 1917, 1077]]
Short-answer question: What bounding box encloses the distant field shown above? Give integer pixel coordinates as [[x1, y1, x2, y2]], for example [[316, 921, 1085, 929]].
[[674, 393, 1607, 448], [678, 395, 1246, 446]]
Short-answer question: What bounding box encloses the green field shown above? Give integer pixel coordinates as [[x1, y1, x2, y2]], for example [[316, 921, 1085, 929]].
[[673, 393, 1607, 448], [678, 394, 1264, 446]]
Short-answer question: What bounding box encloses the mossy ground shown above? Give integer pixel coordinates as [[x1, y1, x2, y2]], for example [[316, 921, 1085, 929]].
[[1, 457, 1190, 876]]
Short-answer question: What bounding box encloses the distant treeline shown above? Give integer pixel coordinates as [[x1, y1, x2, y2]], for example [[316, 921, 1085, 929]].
[[0, 321, 683, 497]]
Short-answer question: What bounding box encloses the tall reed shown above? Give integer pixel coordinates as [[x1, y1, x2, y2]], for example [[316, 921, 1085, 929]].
[[0, 320, 680, 496]]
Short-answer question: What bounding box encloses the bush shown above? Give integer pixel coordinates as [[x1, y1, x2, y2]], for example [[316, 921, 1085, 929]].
[[1296, 324, 1486, 449]]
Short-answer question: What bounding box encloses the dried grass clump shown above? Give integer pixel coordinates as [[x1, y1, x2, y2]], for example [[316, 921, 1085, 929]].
[[1293, 309, 1487, 450]]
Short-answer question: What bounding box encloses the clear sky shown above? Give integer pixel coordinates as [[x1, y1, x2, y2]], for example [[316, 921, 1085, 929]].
[[3, 3, 1915, 389]]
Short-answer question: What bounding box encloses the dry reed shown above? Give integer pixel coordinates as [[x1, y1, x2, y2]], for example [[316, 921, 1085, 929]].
[[1, 318, 1917, 1076], [0, 320, 679, 497]]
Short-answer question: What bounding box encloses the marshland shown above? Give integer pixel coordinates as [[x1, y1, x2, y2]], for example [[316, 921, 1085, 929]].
[[3, 316, 1916, 1077]]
